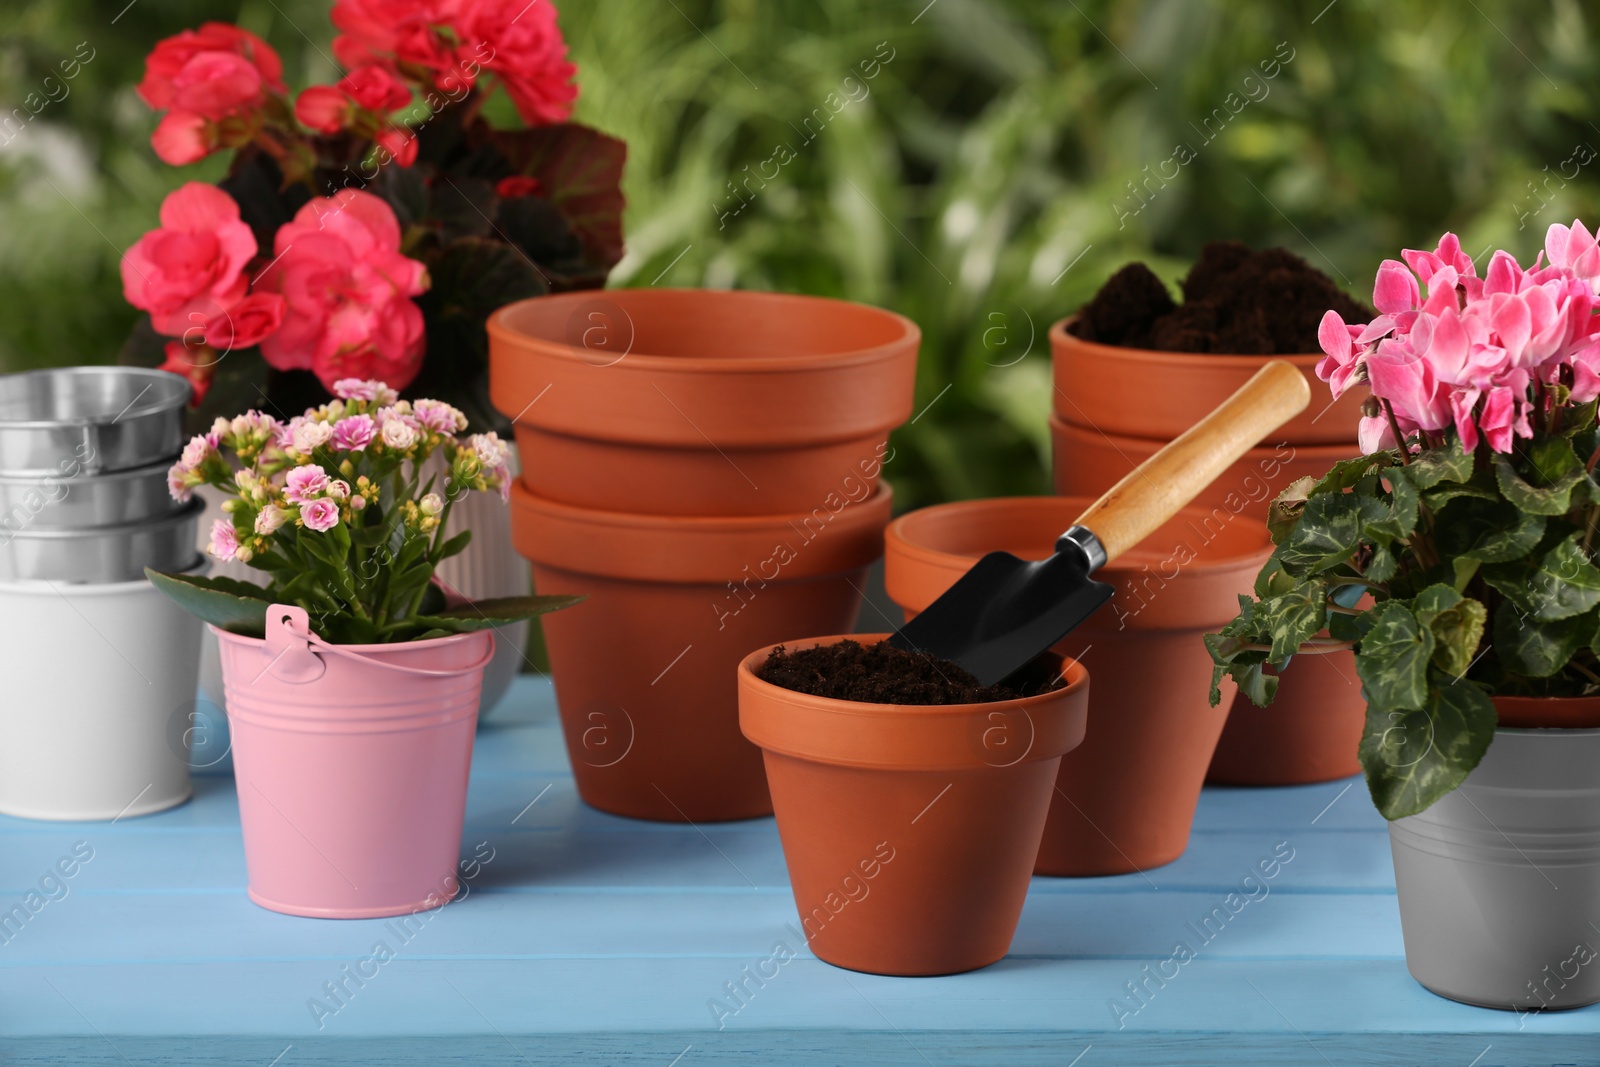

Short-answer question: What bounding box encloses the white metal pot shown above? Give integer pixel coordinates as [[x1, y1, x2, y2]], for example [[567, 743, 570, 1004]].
[[1389, 726, 1600, 1010], [0, 561, 205, 819]]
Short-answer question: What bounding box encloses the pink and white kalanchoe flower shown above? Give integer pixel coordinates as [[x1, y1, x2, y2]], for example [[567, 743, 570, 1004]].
[[166, 379, 517, 565], [1317, 221, 1600, 454]]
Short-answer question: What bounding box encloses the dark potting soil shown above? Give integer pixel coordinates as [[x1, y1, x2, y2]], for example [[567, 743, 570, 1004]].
[[1068, 241, 1373, 354], [756, 639, 1060, 705]]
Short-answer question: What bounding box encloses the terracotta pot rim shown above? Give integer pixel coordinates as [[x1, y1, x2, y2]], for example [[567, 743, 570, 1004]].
[[739, 634, 1089, 714], [1048, 411, 1358, 456], [1491, 693, 1600, 729], [738, 633, 1090, 772], [512, 479, 893, 534], [1048, 316, 1326, 369], [489, 289, 921, 375], [511, 479, 891, 583], [886, 496, 1272, 578]]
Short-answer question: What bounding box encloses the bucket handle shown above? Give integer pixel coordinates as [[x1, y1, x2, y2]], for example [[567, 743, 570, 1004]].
[[262, 605, 496, 684]]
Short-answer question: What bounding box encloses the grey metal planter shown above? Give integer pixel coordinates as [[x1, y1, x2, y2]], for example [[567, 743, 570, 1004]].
[[1388, 726, 1600, 1011]]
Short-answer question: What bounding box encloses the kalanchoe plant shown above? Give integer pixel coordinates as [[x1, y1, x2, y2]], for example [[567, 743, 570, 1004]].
[[148, 377, 577, 643], [1208, 222, 1600, 820]]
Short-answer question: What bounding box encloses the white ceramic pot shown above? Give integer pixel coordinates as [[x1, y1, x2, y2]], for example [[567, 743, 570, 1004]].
[[0, 561, 204, 819], [1390, 726, 1600, 1010], [430, 474, 532, 723]]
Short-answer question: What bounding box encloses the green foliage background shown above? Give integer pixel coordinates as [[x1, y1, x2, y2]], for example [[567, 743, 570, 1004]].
[[2, 0, 1597, 510]]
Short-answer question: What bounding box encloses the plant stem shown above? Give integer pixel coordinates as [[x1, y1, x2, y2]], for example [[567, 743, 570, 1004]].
[[1381, 399, 1411, 463], [1244, 638, 1356, 656]]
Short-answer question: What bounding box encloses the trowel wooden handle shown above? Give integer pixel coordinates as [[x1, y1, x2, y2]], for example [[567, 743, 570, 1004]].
[[1072, 360, 1311, 563]]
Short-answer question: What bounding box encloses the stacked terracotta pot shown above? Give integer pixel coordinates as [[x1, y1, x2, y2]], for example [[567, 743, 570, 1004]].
[[1050, 323, 1369, 784], [488, 290, 918, 821]]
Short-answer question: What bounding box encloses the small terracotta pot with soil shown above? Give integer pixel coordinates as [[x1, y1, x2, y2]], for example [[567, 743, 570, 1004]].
[[488, 289, 919, 517], [1052, 243, 1371, 786], [512, 481, 892, 823], [739, 635, 1089, 976], [884, 496, 1273, 875]]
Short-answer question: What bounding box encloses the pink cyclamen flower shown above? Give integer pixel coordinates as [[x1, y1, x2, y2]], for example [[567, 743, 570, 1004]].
[[121, 183, 257, 337], [284, 464, 331, 504], [331, 414, 377, 451], [300, 499, 340, 533], [256, 190, 430, 393], [207, 519, 240, 561], [1546, 220, 1600, 291]]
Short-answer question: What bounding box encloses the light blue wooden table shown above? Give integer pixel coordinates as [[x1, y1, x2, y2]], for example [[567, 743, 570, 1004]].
[[2, 676, 1596, 1066]]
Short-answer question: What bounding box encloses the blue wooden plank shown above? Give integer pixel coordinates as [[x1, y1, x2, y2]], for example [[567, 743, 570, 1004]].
[[0, 674, 1594, 1066]]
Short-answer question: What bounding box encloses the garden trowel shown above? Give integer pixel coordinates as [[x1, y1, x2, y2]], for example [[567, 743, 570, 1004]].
[[889, 360, 1311, 685]]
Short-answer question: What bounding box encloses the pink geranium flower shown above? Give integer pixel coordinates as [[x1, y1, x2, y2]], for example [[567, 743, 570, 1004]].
[[256, 190, 430, 393], [121, 183, 258, 337]]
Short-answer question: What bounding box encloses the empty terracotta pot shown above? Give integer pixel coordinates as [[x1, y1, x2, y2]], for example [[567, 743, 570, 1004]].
[[1049, 414, 1366, 785], [739, 634, 1090, 975], [885, 496, 1273, 875], [1049, 319, 1365, 444], [488, 289, 919, 516], [510, 480, 892, 822]]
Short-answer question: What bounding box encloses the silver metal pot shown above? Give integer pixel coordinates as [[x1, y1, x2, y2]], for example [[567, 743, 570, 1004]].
[[0, 457, 181, 530], [0, 367, 189, 476], [1389, 726, 1600, 1010], [0, 498, 204, 583]]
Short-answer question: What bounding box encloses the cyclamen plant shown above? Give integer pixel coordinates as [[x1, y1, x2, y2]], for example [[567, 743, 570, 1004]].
[[1208, 221, 1600, 819], [119, 4, 625, 434], [148, 378, 576, 644]]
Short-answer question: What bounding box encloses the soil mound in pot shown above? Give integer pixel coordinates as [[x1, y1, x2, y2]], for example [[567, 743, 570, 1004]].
[[757, 639, 1060, 705], [1068, 241, 1372, 354]]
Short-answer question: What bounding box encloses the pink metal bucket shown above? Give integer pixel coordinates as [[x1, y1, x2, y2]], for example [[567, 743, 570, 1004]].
[[213, 606, 494, 918]]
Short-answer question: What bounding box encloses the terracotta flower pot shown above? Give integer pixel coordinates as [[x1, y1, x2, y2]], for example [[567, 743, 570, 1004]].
[[510, 480, 892, 823], [1390, 697, 1600, 1009], [738, 634, 1090, 975], [488, 289, 919, 516], [1048, 415, 1367, 785], [1049, 319, 1365, 444], [884, 497, 1273, 875]]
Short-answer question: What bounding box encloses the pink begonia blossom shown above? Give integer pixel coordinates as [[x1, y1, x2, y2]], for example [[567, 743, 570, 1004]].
[[300, 499, 340, 532], [284, 464, 331, 504], [256, 190, 429, 393], [208, 519, 240, 561], [1316, 223, 1600, 455], [121, 184, 257, 337]]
